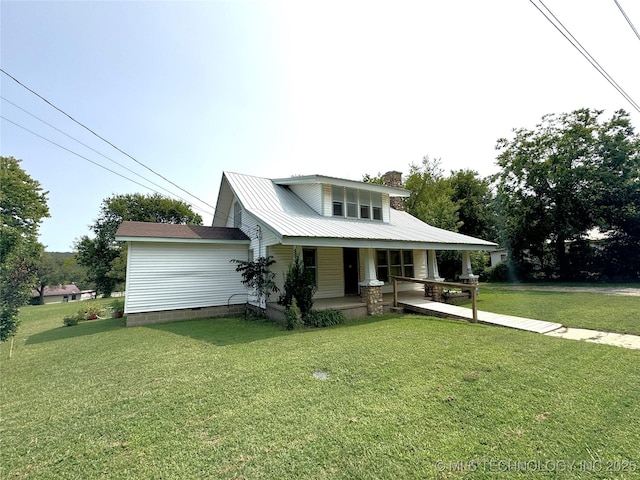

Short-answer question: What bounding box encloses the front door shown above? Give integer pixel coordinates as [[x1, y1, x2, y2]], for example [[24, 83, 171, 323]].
[[343, 248, 360, 295]]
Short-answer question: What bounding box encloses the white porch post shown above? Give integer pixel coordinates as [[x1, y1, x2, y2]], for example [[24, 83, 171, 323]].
[[459, 250, 479, 283], [361, 248, 383, 286], [426, 250, 443, 281], [359, 248, 384, 316]]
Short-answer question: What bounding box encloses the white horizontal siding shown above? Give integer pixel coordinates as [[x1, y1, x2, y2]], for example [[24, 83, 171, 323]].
[[316, 247, 343, 298], [267, 244, 293, 296], [267, 245, 345, 300], [322, 184, 332, 216], [289, 183, 323, 214], [125, 242, 249, 314], [382, 194, 391, 223]]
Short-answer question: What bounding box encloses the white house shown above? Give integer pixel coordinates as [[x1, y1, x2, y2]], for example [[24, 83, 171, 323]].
[[115, 171, 498, 326]]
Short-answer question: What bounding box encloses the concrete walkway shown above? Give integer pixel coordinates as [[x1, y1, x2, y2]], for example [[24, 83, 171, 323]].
[[397, 296, 640, 350], [546, 327, 640, 350], [398, 298, 563, 333]]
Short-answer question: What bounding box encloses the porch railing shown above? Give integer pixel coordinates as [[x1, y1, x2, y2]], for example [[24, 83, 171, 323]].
[[390, 276, 478, 322]]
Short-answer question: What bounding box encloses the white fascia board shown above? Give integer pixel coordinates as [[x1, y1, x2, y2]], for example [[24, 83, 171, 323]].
[[115, 236, 251, 245], [272, 175, 410, 197], [280, 236, 498, 251]]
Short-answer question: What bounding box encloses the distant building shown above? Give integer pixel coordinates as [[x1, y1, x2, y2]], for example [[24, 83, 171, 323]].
[[32, 284, 82, 304]]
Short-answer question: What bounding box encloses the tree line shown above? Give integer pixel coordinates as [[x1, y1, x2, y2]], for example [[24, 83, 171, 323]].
[[372, 108, 639, 282]]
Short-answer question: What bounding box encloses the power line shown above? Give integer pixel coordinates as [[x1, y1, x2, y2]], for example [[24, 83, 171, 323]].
[[0, 95, 207, 211], [529, 0, 640, 114], [0, 115, 215, 218], [613, 0, 640, 42], [0, 68, 217, 210]]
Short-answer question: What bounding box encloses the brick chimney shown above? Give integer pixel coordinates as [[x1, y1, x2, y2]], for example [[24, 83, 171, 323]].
[[382, 170, 404, 211]]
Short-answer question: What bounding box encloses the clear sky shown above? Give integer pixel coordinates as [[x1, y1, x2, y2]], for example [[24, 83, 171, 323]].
[[2, 0, 639, 252]]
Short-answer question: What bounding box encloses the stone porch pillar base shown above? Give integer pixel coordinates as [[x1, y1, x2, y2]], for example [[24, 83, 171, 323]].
[[360, 282, 384, 316]]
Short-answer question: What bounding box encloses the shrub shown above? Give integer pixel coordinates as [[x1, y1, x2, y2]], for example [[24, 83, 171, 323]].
[[278, 249, 316, 320], [305, 310, 345, 328], [81, 304, 103, 320], [110, 299, 125, 317], [231, 256, 279, 306], [284, 298, 303, 330], [62, 312, 83, 327], [485, 261, 513, 282]]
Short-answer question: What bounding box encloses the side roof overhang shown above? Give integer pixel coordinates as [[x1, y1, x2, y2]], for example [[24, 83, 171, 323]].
[[272, 174, 410, 197], [115, 221, 251, 244]]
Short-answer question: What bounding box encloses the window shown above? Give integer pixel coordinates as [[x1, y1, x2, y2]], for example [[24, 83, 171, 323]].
[[302, 248, 317, 285], [330, 186, 383, 221], [346, 188, 357, 218], [403, 250, 414, 278], [372, 192, 382, 220], [332, 186, 343, 216], [376, 249, 414, 281], [389, 250, 402, 278], [359, 190, 370, 219], [234, 202, 242, 228], [376, 250, 389, 282]]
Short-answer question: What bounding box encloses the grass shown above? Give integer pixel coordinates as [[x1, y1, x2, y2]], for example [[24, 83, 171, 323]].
[[465, 285, 640, 336], [2, 301, 639, 479]]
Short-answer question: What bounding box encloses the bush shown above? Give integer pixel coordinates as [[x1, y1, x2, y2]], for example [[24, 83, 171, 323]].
[[110, 299, 125, 317], [81, 304, 103, 320], [305, 310, 345, 328], [485, 261, 514, 282], [278, 249, 316, 320], [284, 299, 303, 330], [62, 312, 83, 327]]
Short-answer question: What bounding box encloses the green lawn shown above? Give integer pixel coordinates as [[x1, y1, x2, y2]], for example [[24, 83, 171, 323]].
[[2, 301, 639, 479], [467, 286, 640, 336]]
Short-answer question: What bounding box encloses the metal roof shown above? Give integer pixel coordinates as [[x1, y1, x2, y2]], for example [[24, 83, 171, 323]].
[[272, 174, 410, 197], [222, 172, 498, 250]]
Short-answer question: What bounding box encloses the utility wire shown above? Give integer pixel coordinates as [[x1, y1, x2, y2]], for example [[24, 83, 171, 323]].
[[529, 0, 640, 114], [1, 95, 207, 210], [1, 115, 215, 218], [1, 114, 253, 231], [613, 0, 640, 42], [0, 68, 216, 210]]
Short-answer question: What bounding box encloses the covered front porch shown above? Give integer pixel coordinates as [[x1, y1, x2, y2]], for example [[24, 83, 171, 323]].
[[266, 289, 427, 321]]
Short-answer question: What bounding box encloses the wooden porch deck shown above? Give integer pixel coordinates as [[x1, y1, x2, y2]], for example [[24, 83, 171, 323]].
[[393, 291, 563, 334]]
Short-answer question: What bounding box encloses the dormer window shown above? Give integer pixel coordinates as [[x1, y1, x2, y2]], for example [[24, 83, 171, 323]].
[[332, 186, 343, 216], [332, 186, 383, 221], [372, 192, 382, 220], [359, 190, 370, 219], [346, 188, 357, 218]]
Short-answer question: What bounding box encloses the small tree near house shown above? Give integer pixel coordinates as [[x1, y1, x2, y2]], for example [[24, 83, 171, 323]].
[[231, 256, 279, 310], [278, 249, 316, 322]]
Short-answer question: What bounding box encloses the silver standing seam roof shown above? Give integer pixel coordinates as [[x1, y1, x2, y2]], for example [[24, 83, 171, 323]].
[[217, 171, 498, 251]]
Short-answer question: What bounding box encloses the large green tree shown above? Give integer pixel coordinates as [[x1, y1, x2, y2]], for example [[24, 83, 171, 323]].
[[403, 156, 461, 231], [0, 156, 49, 340], [75, 193, 203, 296], [449, 169, 497, 242], [494, 108, 640, 280]]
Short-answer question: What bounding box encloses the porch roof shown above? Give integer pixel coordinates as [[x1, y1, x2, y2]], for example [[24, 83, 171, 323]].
[[219, 172, 498, 251]]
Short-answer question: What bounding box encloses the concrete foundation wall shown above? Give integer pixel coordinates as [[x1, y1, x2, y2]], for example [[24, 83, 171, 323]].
[[126, 303, 246, 327]]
